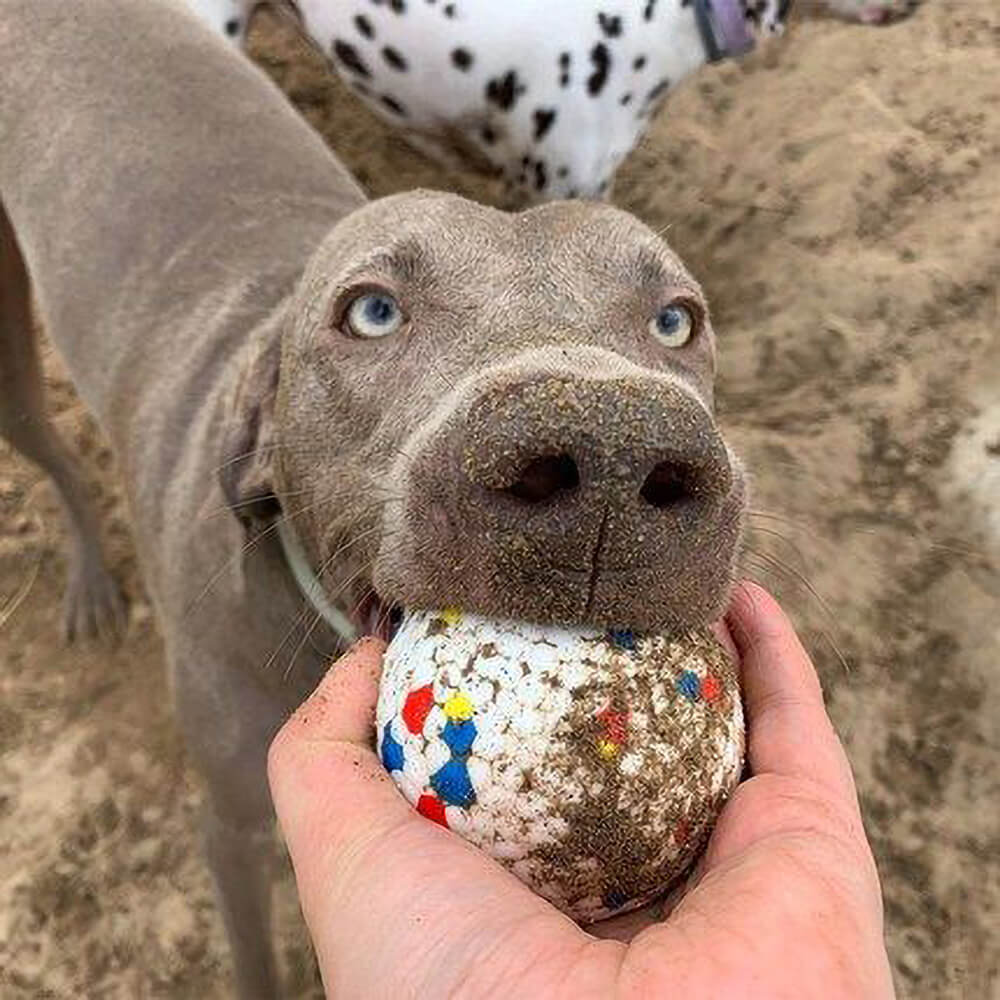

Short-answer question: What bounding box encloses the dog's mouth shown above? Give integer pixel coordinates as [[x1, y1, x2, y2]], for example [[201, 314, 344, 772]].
[[351, 589, 404, 642]]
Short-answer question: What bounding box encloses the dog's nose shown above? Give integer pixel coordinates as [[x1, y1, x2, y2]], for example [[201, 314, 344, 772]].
[[505, 453, 580, 503], [463, 375, 732, 516], [386, 367, 746, 631], [500, 452, 711, 511]]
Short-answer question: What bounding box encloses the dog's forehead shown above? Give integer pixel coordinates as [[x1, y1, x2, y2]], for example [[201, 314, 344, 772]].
[[316, 191, 695, 292]]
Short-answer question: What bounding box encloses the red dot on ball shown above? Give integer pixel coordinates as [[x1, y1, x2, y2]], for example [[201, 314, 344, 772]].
[[701, 674, 722, 702], [416, 794, 449, 828], [402, 684, 435, 734]]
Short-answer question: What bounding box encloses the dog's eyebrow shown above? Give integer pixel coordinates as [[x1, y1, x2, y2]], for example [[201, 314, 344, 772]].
[[632, 244, 696, 293], [337, 238, 424, 286]]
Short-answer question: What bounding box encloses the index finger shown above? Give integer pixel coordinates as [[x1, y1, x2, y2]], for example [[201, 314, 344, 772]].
[[726, 582, 859, 805]]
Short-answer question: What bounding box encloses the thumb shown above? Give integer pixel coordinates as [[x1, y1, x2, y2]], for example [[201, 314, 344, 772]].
[[267, 636, 417, 917]]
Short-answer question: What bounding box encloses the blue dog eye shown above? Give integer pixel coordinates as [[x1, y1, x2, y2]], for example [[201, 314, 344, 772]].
[[364, 295, 396, 324], [657, 307, 682, 334], [346, 291, 404, 338], [650, 304, 694, 347]]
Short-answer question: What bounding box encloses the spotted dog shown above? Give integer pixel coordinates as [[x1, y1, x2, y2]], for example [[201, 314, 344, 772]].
[[192, 0, 917, 202]]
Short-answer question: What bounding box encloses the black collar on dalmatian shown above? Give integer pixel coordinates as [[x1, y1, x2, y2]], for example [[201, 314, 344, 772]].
[[694, 0, 757, 62]]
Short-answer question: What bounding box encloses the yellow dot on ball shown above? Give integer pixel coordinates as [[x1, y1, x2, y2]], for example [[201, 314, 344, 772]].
[[444, 691, 475, 721], [596, 739, 620, 760], [440, 607, 463, 625]]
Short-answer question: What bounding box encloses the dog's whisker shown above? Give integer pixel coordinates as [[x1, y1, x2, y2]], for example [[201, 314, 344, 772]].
[[282, 608, 326, 682], [740, 546, 850, 674], [186, 494, 339, 617], [282, 558, 374, 681], [198, 485, 315, 521], [320, 523, 384, 569], [747, 508, 828, 545], [188, 478, 408, 617], [744, 523, 810, 573], [209, 441, 289, 476], [260, 598, 315, 675], [184, 516, 289, 620]]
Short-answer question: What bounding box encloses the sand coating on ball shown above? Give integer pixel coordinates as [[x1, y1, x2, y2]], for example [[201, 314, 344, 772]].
[[375, 608, 745, 922]]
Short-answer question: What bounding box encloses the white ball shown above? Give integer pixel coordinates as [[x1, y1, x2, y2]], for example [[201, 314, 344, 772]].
[[375, 608, 744, 922]]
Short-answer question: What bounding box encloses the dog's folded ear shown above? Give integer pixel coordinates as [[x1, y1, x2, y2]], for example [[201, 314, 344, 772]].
[[218, 336, 282, 531]]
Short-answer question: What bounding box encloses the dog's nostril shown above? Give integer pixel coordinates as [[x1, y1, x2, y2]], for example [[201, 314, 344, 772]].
[[505, 453, 580, 503], [640, 460, 699, 509]]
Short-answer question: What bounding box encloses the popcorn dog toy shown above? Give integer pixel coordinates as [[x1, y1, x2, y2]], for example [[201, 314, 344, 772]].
[[376, 607, 744, 922]]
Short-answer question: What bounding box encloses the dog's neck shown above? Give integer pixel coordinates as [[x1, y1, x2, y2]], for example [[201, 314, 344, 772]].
[[694, 0, 757, 62]]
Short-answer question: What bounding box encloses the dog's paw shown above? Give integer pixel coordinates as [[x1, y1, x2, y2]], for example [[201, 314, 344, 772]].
[[62, 552, 128, 644], [823, 0, 919, 24]]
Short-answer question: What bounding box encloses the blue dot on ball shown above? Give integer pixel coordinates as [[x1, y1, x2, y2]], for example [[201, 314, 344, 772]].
[[380, 722, 405, 772], [676, 669, 701, 702], [442, 719, 478, 757], [430, 759, 477, 807], [608, 627, 637, 652]]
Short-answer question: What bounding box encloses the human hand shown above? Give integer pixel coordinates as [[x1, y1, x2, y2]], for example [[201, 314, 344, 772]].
[[268, 583, 895, 999]]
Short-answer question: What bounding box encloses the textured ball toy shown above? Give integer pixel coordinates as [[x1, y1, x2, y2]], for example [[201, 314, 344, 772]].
[[375, 608, 744, 922]]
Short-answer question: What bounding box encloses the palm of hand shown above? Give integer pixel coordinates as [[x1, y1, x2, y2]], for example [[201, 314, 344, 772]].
[[269, 586, 895, 1000]]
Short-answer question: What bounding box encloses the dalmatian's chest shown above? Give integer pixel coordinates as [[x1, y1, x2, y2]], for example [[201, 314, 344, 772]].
[[298, 0, 712, 200]]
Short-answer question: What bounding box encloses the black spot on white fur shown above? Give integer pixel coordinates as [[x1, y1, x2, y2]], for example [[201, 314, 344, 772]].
[[382, 45, 408, 71], [633, 55, 646, 70], [451, 47, 473, 70], [333, 39, 371, 78], [225, 18, 241, 37], [646, 77, 670, 105], [486, 70, 526, 111], [354, 14, 374, 39], [533, 108, 557, 141], [558, 52, 571, 87], [598, 13, 623, 37], [389, 0, 406, 12], [587, 43, 611, 97], [514, 155, 550, 193], [443, 3, 456, 16], [381, 94, 407, 115], [643, 0, 658, 20]]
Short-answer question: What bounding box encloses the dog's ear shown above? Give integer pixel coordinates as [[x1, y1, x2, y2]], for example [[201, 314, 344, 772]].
[[219, 336, 282, 529]]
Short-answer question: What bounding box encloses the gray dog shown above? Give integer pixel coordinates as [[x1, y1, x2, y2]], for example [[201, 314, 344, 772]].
[[0, 1, 747, 995]]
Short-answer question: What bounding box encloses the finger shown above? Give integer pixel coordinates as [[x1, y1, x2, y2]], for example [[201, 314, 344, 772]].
[[710, 616, 738, 663], [726, 582, 857, 803], [268, 635, 408, 860], [284, 634, 386, 745]]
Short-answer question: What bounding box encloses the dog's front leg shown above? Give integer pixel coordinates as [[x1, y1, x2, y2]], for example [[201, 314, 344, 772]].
[[172, 646, 287, 999], [203, 807, 280, 1000]]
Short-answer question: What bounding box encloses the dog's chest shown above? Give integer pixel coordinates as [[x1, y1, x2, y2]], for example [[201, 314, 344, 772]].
[[297, 0, 709, 197]]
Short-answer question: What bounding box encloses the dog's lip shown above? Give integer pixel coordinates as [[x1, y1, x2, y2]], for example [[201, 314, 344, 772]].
[[351, 588, 402, 641]]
